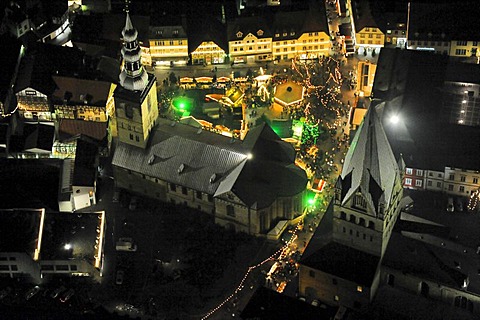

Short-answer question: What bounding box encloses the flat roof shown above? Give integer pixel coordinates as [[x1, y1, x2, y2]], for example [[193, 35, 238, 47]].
[[0, 209, 41, 255], [40, 211, 102, 262]]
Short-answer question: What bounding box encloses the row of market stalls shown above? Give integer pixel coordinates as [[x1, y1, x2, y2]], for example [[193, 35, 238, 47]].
[[179, 76, 248, 89]]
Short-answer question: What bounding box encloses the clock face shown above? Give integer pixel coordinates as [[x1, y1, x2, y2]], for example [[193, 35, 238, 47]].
[[125, 105, 134, 119]]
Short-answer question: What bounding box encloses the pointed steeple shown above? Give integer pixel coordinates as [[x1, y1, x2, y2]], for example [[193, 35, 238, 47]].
[[119, 1, 148, 92], [341, 106, 400, 215]]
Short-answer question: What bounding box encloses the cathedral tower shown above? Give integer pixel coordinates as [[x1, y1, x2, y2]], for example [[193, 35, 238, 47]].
[[333, 105, 403, 258]]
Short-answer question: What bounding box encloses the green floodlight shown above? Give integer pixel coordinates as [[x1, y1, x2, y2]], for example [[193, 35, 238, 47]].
[[308, 197, 316, 205], [179, 102, 185, 109]]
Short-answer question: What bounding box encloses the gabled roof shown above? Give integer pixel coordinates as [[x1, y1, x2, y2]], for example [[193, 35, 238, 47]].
[[341, 106, 399, 213], [227, 16, 272, 41], [112, 119, 307, 209], [8, 122, 54, 154], [58, 119, 108, 142], [52, 76, 112, 107], [351, 0, 382, 33], [188, 16, 228, 53]]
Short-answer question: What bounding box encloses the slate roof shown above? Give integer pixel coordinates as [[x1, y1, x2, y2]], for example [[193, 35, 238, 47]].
[[340, 106, 400, 214], [112, 119, 307, 209], [301, 241, 380, 286], [372, 48, 480, 171]]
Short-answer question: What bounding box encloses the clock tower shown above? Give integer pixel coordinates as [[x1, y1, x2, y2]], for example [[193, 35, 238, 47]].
[[114, 6, 158, 149]]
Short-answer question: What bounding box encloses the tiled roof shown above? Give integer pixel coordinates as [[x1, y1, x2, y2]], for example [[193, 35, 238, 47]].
[[227, 16, 272, 42], [188, 16, 228, 53], [301, 241, 380, 286], [52, 76, 111, 107]]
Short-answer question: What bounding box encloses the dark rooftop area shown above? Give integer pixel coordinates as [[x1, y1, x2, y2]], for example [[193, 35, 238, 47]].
[[40, 211, 101, 262], [0, 209, 40, 255], [240, 286, 337, 320], [300, 241, 380, 286]]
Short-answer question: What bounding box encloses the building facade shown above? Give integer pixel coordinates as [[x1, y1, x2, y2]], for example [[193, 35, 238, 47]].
[[149, 24, 189, 66]]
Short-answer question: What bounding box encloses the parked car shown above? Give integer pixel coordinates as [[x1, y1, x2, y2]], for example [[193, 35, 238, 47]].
[[60, 289, 75, 303], [25, 286, 41, 300], [116, 270, 125, 285], [447, 197, 454, 212], [50, 286, 66, 299]]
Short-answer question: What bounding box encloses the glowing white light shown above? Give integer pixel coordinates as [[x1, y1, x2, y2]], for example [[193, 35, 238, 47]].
[[390, 115, 400, 124], [64, 243, 72, 250], [247, 153, 253, 160]]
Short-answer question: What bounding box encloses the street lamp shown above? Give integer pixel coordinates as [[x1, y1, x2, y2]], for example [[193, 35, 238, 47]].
[[389, 114, 400, 125]]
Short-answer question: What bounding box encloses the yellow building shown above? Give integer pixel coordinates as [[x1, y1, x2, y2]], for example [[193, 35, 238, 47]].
[[228, 16, 273, 63], [115, 12, 158, 149], [271, 8, 330, 61], [189, 18, 227, 65], [351, 0, 385, 53], [356, 61, 376, 97], [149, 25, 189, 66]]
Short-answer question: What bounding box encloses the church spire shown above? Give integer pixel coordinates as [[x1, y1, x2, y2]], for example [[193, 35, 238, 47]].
[[340, 105, 400, 214], [119, 0, 148, 92]]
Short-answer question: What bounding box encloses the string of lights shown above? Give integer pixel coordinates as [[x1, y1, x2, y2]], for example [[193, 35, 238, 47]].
[[200, 220, 304, 319]]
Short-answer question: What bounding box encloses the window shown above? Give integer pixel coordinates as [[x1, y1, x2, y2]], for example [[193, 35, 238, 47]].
[[406, 168, 413, 175], [368, 34, 373, 38], [405, 178, 412, 185], [460, 176, 466, 182], [227, 205, 235, 217], [169, 183, 176, 192], [473, 177, 478, 184], [416, 169, 423, 176], [9, 257, 16, 261], [448, 184, 454, 191], [10, 265, 18, 271], [376, 34, 381, 39], [309, 270, 315, 278], [357, 286, 363, 292], [455, 49, 467, 55], [474, 41, 478, 46], [56, 265, 69, 271], [182, 187, 188, 195], [129, 133, 133, 140], [135, 136, 139, 142], [437, 182, 442, 188], [449, 174, 455, 180], [0, 265, 8, 271], [428, 180, 432, 186], [457, 41, 467, 46], [207, 195, 213, 202], [415, 180, 422, 187], [70, 265, 77, 271], [196, 191, 202, 199], [41, 265, 54, 271], [459, 186, 465, 193]]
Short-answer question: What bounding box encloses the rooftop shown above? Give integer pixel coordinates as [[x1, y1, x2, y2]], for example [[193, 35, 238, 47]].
[[240, 286, 337, 320], [0, 209, 41, 255], [301, 241, 380, 286], [373, 48, 480, 171], [52, 76, 112, 107]]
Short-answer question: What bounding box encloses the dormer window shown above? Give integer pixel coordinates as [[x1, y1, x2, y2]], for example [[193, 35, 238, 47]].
[[236, 31, 243, 38], [290, 31, 295, 36], [173, 29, 179, 35], [283, 32, 287, 37], [275, 33, 280, 38], [257, 29, 264, 36], [156, 30, 163, 35]]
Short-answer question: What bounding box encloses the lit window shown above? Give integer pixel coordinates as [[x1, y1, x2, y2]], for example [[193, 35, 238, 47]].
[[357, 286, 363, 292], [415, 180, 422, 187], [406, 168, 413, 175], [405, 178, 412, 185]]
